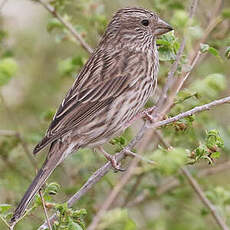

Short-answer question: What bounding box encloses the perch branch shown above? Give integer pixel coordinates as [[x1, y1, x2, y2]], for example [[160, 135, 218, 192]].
[[39, 95, 230, 229]]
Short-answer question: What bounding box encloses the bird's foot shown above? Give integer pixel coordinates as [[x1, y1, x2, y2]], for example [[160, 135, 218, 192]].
[[123, 106, 156, 129], [97, 147, 125, 172], [142, 106, 156, 123]]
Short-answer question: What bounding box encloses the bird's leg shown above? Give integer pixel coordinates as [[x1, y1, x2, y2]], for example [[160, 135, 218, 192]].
[[141, 106, 158, 122], [97, 146, 125, 172], [124, 106, 156, 129]]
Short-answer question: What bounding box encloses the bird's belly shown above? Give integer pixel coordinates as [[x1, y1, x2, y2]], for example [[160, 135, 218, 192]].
[[75, 77, 156, 148]]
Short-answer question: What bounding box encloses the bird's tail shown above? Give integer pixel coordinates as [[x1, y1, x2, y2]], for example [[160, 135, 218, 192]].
[[10, 141, 76, 225]]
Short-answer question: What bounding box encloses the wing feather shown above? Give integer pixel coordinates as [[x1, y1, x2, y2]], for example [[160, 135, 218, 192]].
[[33, 48, 143, 154]]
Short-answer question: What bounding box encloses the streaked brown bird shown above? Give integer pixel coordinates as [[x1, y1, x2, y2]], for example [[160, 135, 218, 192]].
[[10, 7, 172, 224]]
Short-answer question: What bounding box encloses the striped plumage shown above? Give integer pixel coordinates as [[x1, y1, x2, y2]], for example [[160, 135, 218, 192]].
[[11, 7, 172, 225]]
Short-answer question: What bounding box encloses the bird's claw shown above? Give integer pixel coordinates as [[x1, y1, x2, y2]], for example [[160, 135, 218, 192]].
[[109, 155, 126, 172], [143, 111, 154, 123]]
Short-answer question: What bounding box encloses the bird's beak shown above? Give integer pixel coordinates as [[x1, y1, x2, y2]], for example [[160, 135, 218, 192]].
[[154, 18, 173, 36]]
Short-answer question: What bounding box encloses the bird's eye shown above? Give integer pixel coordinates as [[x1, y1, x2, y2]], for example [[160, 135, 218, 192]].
[[141, 19, 149, 26]]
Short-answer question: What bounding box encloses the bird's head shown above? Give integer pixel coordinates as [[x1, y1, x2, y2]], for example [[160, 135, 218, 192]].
[[103, 7, 173, 48]]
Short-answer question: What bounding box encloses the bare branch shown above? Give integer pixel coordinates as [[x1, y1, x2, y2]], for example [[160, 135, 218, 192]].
[[39, 190, 52, 230], [0, 129, 38, 170], [36, 0, 93, 54], [182, 167, 229, 230], [0, 93, 38, 169], [127, 160, 230, 207]]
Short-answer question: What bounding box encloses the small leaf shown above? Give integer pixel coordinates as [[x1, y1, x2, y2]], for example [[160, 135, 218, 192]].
[[0, 58, 18, 86], [208, 47, 219, 57], [222, 8, 230, 18], [200, 43, 210, 53], [47, 18, 64, 32], [0, 204, 11, 214], [45, 182, 61, 195], [171, 10, 189, 28], [211, 151, 221, 159], [225, 47, 230, 59]]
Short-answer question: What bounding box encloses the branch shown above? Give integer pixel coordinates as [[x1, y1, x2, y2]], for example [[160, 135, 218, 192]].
[[39, 95, 230, 229], [36, 0, 93, 54], [38, 190, 52, 230], [182, 167, 229, 230], [155, 131, 229, 230], [148, 96, 230, 129], [0, 129, 38, 170], [127, 160, 230, 206]]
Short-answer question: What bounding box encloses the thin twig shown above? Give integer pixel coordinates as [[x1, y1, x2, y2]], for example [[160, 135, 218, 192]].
[[36, 0, 93, 54], [182, 167, 229, 230], [122, 173, 145, 207], [127, 160, 230, 207], [0, 93, 38, 169], [0, 129, 38, 169], [39, 190, 52, 230]]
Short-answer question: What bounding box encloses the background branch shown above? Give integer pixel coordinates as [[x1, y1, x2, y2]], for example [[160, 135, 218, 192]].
[[126, 160, 230, 207], [182, 167, 229, 230], [36, 0, 93, 54]]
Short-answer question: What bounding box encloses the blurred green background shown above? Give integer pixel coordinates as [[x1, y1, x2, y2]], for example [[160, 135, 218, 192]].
[[0, 0, 230, 229]]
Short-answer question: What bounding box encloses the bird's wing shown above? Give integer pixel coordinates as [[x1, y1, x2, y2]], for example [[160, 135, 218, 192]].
[[33, 49, 144, 154]]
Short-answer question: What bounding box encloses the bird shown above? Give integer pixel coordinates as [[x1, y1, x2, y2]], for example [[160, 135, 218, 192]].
[[10, 7, 172, 225]]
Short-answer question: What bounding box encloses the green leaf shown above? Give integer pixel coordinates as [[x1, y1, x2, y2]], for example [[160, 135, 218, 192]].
[[225, 47, 230, 59], [47, 18, 64, 32], [171, 10, 189, 28], [208, 47, 219, 57], [206, 130, 224, 149], [200, 43, 210, 53], [69, 221, 83, 230], [0, 58, 18, 86], [222, 8, 230, 18], [45, 182, 61, 195], [58, 56, 84, 77], [176, 89, 198, 104], [0, 204, 11, 214], [200, 44, 221, 60], [158, 47, 176, 61], [191, 73, 226, 100], [211, 151, 221, 159], [157, 31, 179, 62]]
